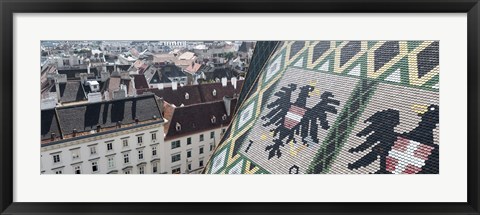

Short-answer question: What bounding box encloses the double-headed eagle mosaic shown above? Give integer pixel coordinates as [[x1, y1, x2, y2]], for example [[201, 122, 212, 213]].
[[261, 84, 340, 159]]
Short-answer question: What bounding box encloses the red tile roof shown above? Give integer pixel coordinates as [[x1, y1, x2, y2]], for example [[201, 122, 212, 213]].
[[137, 80, 244, 107], [185, 63, 203, 74], [133, 74, 149, 90], [164, 99, 236, 140]]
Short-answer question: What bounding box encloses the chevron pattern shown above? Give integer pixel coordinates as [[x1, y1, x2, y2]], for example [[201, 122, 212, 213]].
[[205, 41, 439, 174]]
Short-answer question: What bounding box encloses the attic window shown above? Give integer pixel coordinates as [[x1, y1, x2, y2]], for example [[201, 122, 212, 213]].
[[211, 116, 216, 124], [222, 114, 227, 121], [212, 89, 217, 96], [185, 93, 189, 100], [176, 122, 182, 131]]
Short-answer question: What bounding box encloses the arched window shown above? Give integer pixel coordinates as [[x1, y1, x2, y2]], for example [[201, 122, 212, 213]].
[[175, 122, 181, 131]]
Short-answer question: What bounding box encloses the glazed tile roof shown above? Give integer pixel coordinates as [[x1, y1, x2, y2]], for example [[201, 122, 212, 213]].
[[205, 41, 440, 175]]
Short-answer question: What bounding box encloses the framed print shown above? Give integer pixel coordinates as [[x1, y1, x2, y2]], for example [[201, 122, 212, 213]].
[[1, 0, 479, 214]]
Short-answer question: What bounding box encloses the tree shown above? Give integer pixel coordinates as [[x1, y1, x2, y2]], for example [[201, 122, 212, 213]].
[[224, 52, 234, 60]]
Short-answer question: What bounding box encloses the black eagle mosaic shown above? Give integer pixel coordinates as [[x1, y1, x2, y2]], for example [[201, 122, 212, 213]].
[[206, 41, 439, 174]]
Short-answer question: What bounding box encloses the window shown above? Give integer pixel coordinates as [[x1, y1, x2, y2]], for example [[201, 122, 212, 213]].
[[123, 153, 129, 164], [71, 149, 80, 160], [176, 123, 181, 131], [138, 166, 145, 174], [172, 167, 181, 174], [171, 154, 181, 163], [151, 132, 157, 141], [211, 116, 216, 124], [152, 146, 157, 156], [188, 163, 192, 171], [74, 166, 81, 174], [199, 160, 204, 167], [53, 154, 61, 163], [138, 150, 144, 160], [199, 146, 204, 154], [210, 131, 215, 139], [210, 143, 214, 151], [90, 146, 97, 155], [200, 134, 204, 141], [187, 150, 192, 158], [55, 170, 63, 174], [124, 169, 131, 174], [152, 162, 158, 173], [187, 137, 192, 145], [108, 156, 115, 169], [122, 139, 129, 147], [91, 161, 98, 172], [107, 142, 113, 151], [137, 136, 143, 145], [222, 128, 226, 134], [171, 140, 180, 149]]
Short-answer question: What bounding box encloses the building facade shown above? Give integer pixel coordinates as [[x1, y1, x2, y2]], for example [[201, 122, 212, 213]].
[[41, 94, 166, 174], [41, 121, 164, 174]]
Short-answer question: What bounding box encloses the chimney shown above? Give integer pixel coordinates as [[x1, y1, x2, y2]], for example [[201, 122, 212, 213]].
[[54, 78, 61, 103], [72, 129, 77, 137], [231, 77, 237, 89], [221, 77, 227, 87], [157, 97, 164, 116], [223, 96, 233, 116], [172, 81, 178, 91], [50, 132, 56, 141], [87, 63, 91, 74]]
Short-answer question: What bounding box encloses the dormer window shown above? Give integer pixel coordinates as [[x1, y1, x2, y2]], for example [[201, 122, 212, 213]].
[[222, 114, 227, 121], [185, 93, 189, 100], [176, 122, 181, 131], [212, 89, 217, 96], [211, 116, 216, 124]]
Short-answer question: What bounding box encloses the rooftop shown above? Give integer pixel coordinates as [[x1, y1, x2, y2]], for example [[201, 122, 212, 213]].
[[48, 81, 86, 103], [164, 99, 236, 140], [137, 80, 243, 107], [206, 41, 440, 175], [41, 94, 164, 145]]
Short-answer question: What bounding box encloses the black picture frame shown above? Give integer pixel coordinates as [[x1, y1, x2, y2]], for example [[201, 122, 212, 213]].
[[1, 0, 479, 214]]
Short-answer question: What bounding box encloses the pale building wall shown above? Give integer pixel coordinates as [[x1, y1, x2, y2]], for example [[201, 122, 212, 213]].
[[41, 122, 164, 174], [162, 126, 227, 174]]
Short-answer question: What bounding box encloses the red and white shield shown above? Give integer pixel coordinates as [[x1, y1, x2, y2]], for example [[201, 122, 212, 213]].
[[386, 137, 435, 174], [284, 105, 307, 129]]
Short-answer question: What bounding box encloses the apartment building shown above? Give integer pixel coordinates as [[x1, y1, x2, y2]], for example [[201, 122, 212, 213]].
[[40, 94, 165, 174], [162, 98, 236, 174]]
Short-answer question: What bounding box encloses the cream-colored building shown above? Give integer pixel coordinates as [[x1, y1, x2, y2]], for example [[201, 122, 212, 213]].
[[41, 94, 166, 174]]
